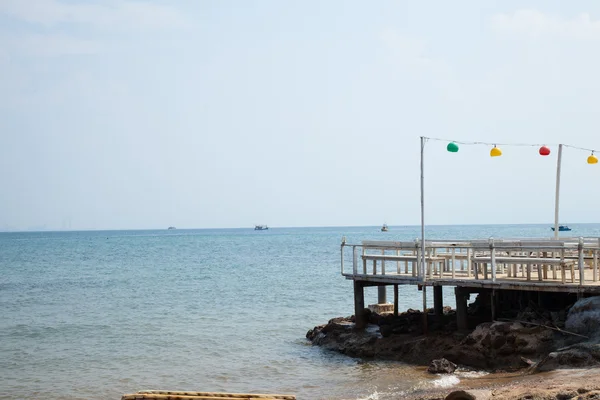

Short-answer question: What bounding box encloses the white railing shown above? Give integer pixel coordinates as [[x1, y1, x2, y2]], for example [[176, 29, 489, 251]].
[[340, 237, 600, 286]]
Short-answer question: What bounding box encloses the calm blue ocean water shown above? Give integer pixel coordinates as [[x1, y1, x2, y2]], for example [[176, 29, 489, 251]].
[[2, 224, 600, 400]]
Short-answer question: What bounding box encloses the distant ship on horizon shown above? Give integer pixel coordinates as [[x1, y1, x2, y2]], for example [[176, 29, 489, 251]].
[[254, 225, 269, 231], [167, 226, 176, 230]]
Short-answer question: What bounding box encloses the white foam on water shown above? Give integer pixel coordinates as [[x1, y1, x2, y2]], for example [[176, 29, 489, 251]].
[[457, 370, 489, 379], [355, 391, 379, 400], [431, 374, 460, 388]]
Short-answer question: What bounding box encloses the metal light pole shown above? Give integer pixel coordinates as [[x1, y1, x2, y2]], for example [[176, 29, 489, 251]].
[[420, 136, 427, 334], [420, 136, 426, 278], [554, 144, 563, 239]]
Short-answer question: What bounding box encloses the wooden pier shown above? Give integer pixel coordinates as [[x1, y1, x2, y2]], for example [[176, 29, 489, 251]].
[[340, 237, 600, 330]]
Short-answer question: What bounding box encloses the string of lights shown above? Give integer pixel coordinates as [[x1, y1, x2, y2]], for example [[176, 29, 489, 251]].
[[422, 136, 598, 163]]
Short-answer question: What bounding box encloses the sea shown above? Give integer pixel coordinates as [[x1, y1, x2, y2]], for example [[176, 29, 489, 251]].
[[2, 224, 600, 400]]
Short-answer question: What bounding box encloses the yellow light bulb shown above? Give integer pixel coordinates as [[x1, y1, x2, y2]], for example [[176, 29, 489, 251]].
[[490, 146, 502, 157]]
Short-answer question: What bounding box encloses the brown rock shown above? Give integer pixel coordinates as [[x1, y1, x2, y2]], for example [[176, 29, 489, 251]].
[[444, 389, 491, 400], [427, 358, 457, 374]]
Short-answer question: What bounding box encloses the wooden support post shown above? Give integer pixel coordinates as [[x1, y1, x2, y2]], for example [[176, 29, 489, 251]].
[[491, 290, 496, 321], [378, 285, 387, 304], [434, 285, 443, 321], [455, 287, 468, 331], [354, 281, 366, 329], [394, 284, 399, 317]]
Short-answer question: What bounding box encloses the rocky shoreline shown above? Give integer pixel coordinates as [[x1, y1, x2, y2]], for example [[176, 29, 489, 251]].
[[307, 296, 600, 399]]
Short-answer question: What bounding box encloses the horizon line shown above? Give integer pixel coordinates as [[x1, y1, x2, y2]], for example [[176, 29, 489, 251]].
[[0, 222, 595, 233]]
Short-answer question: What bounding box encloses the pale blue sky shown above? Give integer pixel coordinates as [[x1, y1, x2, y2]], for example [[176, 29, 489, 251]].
[[2, 1, 600, 230]]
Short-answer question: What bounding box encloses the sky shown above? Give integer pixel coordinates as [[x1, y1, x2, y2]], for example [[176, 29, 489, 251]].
[[2, 1, 600, 230]]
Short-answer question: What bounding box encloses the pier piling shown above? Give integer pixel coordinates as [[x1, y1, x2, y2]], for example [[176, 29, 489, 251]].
[[455, 287, 469, 331], [378, 286, 386, 304], [434, 286, 443, 321], [353, 281, 366, 329]]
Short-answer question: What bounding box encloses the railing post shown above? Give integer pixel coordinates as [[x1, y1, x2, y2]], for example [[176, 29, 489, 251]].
[[595, 239, 599, 282], [490, 237, 496, 282], [467, 247, 472, 278], [341, 236, 346, 275], [451, 247, 456, 279], [352, 245, 358, 275], [415, 238, 422, 280], [578, 237, 585, 285]]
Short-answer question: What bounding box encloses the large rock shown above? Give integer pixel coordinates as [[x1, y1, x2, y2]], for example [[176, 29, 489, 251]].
[[427, 358, 457, 374], [444, 321, 554, 370], [534, 342, 600, 372], [565, 296, 600, 339]]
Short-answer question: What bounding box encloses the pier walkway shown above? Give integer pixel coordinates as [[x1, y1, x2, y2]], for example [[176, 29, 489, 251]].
[[340, 237, 600, 329]]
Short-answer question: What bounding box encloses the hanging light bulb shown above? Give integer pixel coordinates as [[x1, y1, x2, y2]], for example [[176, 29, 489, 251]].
[[588, 152, 598, 164], [490, 145, 502, 157], [539, 145, 551, 156], [447, 142, 459, 153]]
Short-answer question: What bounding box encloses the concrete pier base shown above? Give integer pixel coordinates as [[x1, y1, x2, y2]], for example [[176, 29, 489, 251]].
[[368, 303, 394, 313]]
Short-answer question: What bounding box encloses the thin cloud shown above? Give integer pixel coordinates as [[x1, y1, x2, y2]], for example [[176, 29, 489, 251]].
[[491, 9, 600, 40], [1, 33, 105, 57], [0, 0, 191, 31]]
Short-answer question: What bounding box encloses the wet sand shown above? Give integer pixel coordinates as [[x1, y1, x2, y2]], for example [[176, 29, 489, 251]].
[[410, 368, 600, 399]]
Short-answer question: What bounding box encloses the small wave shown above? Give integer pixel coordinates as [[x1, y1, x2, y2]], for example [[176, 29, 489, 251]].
[[432, 375, 460, 388], [457, 370, 489, 379], [356, 391, 379, 400]]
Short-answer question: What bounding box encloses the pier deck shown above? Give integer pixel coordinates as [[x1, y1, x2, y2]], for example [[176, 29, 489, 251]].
[[340, 237, 600, 329]]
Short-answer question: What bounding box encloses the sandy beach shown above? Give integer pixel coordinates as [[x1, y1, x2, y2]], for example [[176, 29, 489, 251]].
[[410, 368, 600, 399]]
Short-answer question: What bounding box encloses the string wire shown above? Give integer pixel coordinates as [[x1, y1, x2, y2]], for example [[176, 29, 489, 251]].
[[423, 136, 597, 154]]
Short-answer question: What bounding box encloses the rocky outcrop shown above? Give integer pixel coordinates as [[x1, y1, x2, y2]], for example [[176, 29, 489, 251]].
[[443, 321, 555, 370], [306, 309, 464, 363], [565, 296, 600, 339], [307, 296, 600, 373], [533, 342, 600, 372], [427, 358, 457, 374]]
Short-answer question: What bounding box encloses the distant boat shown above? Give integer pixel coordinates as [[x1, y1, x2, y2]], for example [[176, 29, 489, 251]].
[[381, 224, 388, 232], [167, 226, 176, 230], [254, 225, 269, 231], [551, 225, 571, 232]]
